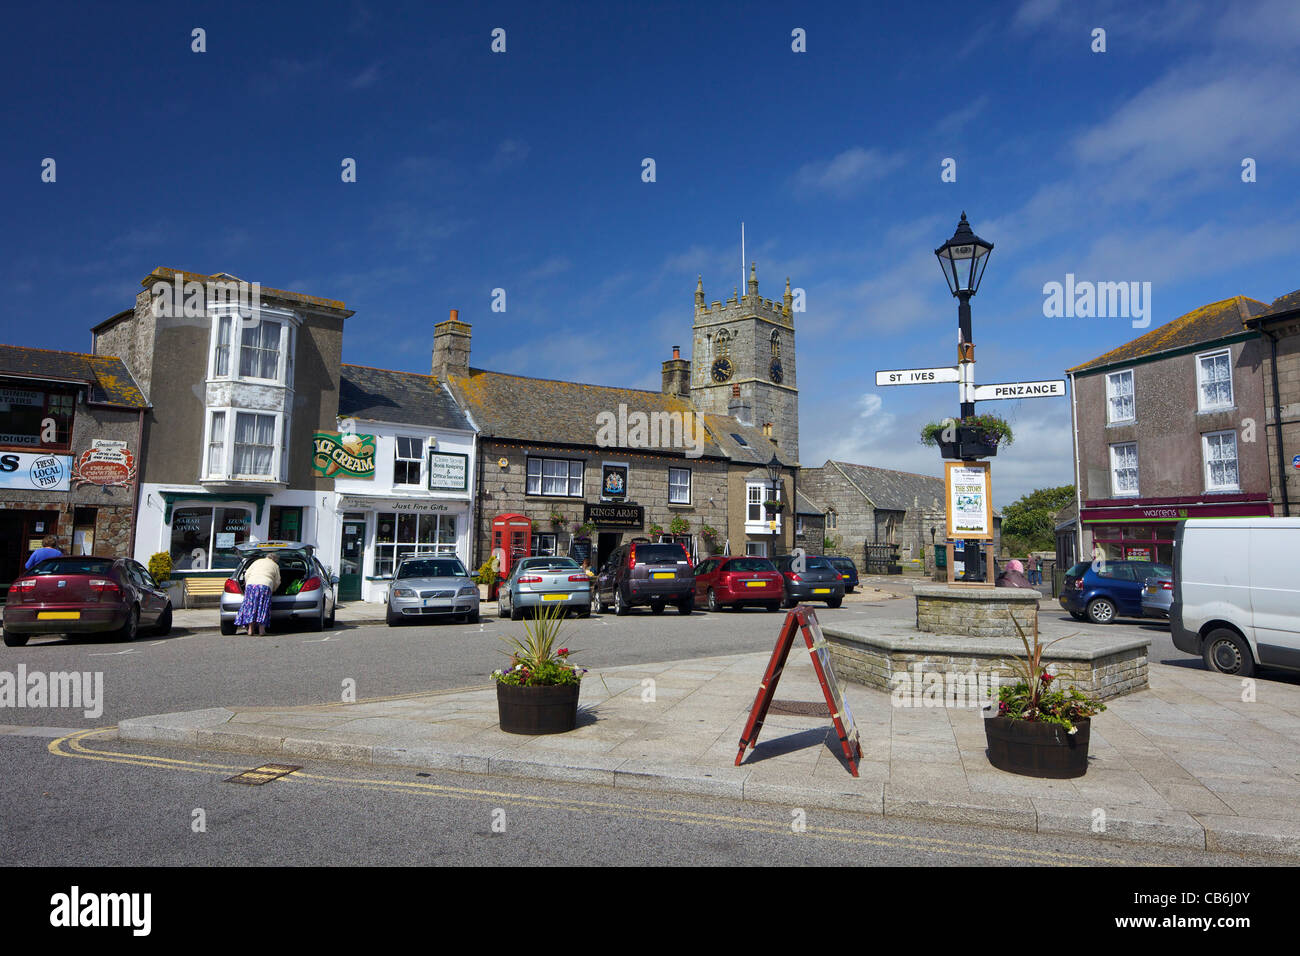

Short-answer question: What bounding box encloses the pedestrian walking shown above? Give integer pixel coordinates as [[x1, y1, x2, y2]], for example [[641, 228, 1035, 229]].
[[234, 553, 280, 635], [24, 534, 62, 571], [1026, 554, 1041, 586]]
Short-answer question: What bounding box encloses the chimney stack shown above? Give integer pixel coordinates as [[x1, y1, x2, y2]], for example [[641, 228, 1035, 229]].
[[432, 308, 471, 380], [728, 383, 752, 426], [661, 344, 691, 400]]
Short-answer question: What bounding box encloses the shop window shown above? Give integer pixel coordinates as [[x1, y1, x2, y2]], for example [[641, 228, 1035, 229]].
[[170, 506, 251, 570], [1105, 369, 1135, 424], [526, 457, 584, 497], [1196, 349, 1233, 411], [394, 437, 423, 486], [269, 505, 303, 541], [1202, 431, 1239, 491], [668, 467, 691, 504], [1109, 443, 1138, 497], [374, 512, 457, 577], [0, 384, 76, 451]]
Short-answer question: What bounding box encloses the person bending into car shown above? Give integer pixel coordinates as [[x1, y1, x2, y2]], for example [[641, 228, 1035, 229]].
[[235, 553, 281, 636]]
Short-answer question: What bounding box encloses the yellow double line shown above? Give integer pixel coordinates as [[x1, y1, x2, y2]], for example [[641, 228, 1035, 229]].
[[49, 729, 1147, 866]]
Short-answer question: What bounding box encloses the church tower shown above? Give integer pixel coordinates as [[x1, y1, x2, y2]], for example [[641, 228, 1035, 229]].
[[690, 263, 799, 461]]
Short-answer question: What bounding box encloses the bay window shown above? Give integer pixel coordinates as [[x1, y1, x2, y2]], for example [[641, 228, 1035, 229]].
[[207, 313, 294, 386], [204, 408, 283, 481]]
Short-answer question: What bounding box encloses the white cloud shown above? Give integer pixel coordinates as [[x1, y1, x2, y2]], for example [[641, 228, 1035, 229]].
[[792, 147, 906, 196], [488, 139, 530, 172], [349, 63, 382, 89]]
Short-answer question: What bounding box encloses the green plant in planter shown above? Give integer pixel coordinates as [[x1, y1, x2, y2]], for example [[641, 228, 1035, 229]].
[[823, 533, 842, 553], [492, 604, 586, 687], [763, 499, 784, 513], [668, 515, 689, 535], [919, 414, 1014, 447], [475, 554, 499, 586], [148, 551, 172, 584], [700, 523, 718, 539], [991, 615, 1105, 732], [571, 522, 595, 538], [648, 521, 664, 535], [549, 510, 566, 528]]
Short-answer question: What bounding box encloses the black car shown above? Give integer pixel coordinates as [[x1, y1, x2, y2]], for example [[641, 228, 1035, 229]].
[[592, 541, 694, 615], [773, 553, 844, 608], [826, 556, 859, 593]]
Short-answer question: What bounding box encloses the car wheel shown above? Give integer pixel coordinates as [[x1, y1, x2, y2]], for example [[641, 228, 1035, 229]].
[[827, 597, 843, 609], [154, 604, 173, 636], [765, 601, 780, 612], [510, 600, 522, 621], [467, 608, 480, 624], [309, 606, 325, 632], [386, 607, 399, 627], [1203, 628, 1255, 677], [117, 605, 140, 642], [326, 601, 336, 628], [1086, 598, 1115, 624], [845, 586, 855, 594], [707, 588, 720, 612], [677, 597, 692, 615], [2, 627, 29, 647], [591, 590, 603, 615], [497, 597, 508, 618], [220, 619, 236, 635], [651, 602, 666, 614], [781, 593, 796, 610], [614, 588, 630, 616]]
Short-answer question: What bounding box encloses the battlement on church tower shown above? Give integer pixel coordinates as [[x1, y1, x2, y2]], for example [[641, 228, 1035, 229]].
[[694, 263, 793, 328]]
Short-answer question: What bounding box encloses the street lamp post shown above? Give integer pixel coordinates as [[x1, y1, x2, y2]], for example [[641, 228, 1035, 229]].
[[935, 212, 994, 581], [766, 452, 782, 559]]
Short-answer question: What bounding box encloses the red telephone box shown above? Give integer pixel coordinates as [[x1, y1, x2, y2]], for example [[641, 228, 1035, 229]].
[[490, 514, 533, 581]]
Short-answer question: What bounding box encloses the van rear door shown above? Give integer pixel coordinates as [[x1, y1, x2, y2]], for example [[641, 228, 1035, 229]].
[[1249, 524, 1300, 669]]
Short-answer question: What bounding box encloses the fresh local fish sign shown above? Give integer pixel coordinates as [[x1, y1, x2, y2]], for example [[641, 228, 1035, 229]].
[[0, 452, 72, 492]]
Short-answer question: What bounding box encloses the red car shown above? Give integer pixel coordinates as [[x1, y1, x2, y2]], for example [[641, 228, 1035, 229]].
[[2, 555, 173, 647], [693, 556, 784, 611]]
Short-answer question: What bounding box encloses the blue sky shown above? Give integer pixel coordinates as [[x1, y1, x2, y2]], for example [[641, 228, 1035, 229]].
[[3, 0, 1297, 507]]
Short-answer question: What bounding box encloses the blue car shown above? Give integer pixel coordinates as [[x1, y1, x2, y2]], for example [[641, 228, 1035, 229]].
[[1059, 559, 1172, 624], [826, 556, 860, 593]]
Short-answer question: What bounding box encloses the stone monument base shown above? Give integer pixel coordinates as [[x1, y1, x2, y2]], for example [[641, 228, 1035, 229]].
[[914, 584, 1039, 638]]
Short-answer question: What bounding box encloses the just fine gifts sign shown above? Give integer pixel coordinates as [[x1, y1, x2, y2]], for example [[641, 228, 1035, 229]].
[[312, 432, 376, 479]]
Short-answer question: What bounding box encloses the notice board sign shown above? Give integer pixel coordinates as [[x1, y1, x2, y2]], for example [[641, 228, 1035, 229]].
[[735, 606, 861, 776], [945, 460, 993, 540]]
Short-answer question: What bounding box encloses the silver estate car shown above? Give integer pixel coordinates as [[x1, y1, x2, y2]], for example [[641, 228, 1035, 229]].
[[497, 556, 592, 620], [386, 554, 480, 625]]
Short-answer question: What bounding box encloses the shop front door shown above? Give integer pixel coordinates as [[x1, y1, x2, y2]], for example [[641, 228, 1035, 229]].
[[339, 520, 365, 601]]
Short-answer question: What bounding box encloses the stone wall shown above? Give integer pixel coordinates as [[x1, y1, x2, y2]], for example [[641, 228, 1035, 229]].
[[824, 631, 1148, 701], [914, 585, 1039, 637]]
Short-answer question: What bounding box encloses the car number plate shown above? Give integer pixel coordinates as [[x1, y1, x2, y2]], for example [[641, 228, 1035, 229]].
[[813, 588, 831, 594], [542, 594, 568, 601], [653, 572, 675, 579], [422, 598, 450, 608], [745, 581, 766, 587], [38, 611, 81, 620]]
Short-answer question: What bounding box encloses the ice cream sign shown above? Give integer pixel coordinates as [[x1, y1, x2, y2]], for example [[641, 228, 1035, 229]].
[[72, 440, 137, 488], [312, 431, 376, 479]]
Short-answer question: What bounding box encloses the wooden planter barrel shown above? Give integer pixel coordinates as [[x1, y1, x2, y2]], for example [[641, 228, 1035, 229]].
[[496, 681, 581, 735], [937, 427, 999, 460], [984, 716, 1091, 778]]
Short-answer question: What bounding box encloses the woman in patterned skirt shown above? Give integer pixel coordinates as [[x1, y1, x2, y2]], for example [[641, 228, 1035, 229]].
[[234, 553, 280, 635]]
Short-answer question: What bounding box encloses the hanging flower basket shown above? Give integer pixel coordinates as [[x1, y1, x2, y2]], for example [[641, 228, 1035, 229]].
[[920, 415, 1013, 460]]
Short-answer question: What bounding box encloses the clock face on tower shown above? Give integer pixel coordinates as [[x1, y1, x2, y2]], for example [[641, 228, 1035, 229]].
[[711, 357, 734, 383], [769, 360, 783, 384]]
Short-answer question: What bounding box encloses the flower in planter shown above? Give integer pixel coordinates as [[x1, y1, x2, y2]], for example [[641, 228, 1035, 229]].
[[986, 614, 1105, 732], [668, 515, 689, 535], [492, 604, 585, 687], [920, 414, 1014, 448]]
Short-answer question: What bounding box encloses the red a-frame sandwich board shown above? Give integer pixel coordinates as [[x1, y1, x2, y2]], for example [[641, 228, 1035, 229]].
[[735, 605, 862, 777]]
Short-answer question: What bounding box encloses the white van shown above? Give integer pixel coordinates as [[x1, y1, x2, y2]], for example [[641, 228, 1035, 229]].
[[1171, 517, 1300, 677]]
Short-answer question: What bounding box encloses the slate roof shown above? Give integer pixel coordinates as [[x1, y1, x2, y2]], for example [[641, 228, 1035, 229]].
[[1068, 296, 1269, 375], [0, 345, 147, 408], [445, 368, 727, 458], [700, 414, 795, 467], [823, 460, 944, 511], [1248, 288, 1300, 323], [795, 489, 826, 515], [339, 364, 473, 431]]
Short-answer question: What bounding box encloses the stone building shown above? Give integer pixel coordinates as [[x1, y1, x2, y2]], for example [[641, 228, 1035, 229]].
[[92, 268, 354, 580], [0, 345, 147, 592], [1244, 289, 1300, 517], [800, 460, 945, 567], [1066, 295, 1274, 564]]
